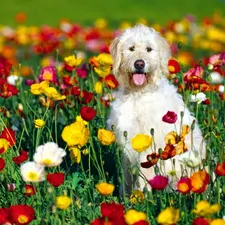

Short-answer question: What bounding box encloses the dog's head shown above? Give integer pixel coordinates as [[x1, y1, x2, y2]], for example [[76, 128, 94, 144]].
[[110, 24, 171, 90]]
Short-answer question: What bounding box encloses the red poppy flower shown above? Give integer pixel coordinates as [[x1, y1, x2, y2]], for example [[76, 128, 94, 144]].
[[215, 162, 225, 176], [81, 90, 93, 104], [76, 64, 89, 79], [33, 40, 59, 55], [0, 83, 19, 98], [8, 205, 35, 225], [25, 184, 37, 196], [0, 127, 16, 146], [202, 99, 210, 105], [192, 217, 209, 225], [148, 175, 168, 190], [162, 111, 177, 124], [141, 153, 159, 168], [91, 202, 126, 225], [160, 144, 176, 160], [0, 208, 10, 224], [101, 202, 125, 220], [177, 177, 192, 194], [71, 86, 81, 96], [47, 172, 65, 187], [80, 106, 96, 121], [0, 57, 11, 78], [0, 158, 6, 171], [104, 74, 119, 89], [13, 150, 28, 165], [168, 59, 181, 74], [62, 75, 78, 86]]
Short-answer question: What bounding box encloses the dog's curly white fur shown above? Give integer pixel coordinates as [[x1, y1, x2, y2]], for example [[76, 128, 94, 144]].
[[107, 24, 206, 191]]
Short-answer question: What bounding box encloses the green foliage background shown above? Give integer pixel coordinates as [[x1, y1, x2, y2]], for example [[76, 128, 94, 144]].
[[0, 0, 225, 26]]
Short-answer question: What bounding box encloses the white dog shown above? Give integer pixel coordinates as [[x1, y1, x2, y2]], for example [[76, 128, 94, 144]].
[[107, 24, 206, 192]]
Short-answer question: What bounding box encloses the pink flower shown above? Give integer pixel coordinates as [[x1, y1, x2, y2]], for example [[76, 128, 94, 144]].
[[162, 111, 177, 124], [39, 66, 58, 83], [148, 175, 168, 190], [184, 66, 205, 84], [209, 53, 225, 67], [76, 64, 89, 79], [25, 79, 35, 86]]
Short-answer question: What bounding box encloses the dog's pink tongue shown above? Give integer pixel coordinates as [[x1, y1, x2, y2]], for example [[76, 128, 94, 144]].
[[132, 74, 146, 86]]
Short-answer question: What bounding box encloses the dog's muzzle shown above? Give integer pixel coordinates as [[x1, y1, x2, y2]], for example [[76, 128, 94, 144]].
[[131, 59, 147, 86]]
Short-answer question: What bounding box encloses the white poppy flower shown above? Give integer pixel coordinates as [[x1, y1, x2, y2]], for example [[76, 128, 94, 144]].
[[218, 85, 224, 93], [178, 150, 202, 168], [209, 71, 224, 84], [33, 142, 66, 167], [7, 75, 22, 86], [189, 92, 206, 104], [20, 162, 45, 182]]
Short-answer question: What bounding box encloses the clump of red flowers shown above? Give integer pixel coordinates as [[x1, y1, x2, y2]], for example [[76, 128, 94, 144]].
[[25, 184, 37, 197], [162, 111, 178, 124], [168, 59, 181, 74], [91, 202, 126, 225], [80, 106, 96, 121], [177, 177, 192, 194], [148, 175, 169, 190], [47, 172, 65, 187], [214, 162, 225, 176], [13, 150, 29, 165], [0, 204, 35, 225]]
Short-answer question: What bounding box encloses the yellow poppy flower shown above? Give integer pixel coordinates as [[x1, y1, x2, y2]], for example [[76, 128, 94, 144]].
[[94, 81, 103, 94], [62, 121, 90, 147], [34, 119, 45, 128], [131, 134, 153, 153], [130, 190, 145, 204], [193, 200, 221, 217], [97, 129, 116, 145], [0, 138, 10, 154], [64, 55, 83, 67], [95, 182, 115, 196], [70, 147, 81, 164], [56, 196, 72, 210], [124, 209, 147, 225], [157, 207, 180, 225]]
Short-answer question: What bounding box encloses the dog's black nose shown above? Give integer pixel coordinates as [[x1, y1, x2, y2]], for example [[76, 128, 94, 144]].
[[134, 59, 145, 70]]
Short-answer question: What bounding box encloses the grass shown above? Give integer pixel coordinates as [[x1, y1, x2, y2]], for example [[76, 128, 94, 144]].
[[0, 0, 225, 26]]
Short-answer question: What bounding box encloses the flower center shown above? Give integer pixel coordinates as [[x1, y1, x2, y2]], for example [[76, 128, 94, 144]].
[[168, 65, 175, 72], [43, 72, 53, 81], [18, 215, 29, 223], [27, 172, 39, 181], [42, 158, 53, 165], [179, 183, 189, 192]]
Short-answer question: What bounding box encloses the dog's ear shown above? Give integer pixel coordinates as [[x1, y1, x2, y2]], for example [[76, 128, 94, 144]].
[[157, 33, 171, 75], [110, 37, 122, 75]]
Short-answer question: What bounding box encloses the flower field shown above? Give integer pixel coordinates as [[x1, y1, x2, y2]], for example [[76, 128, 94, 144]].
[[0, 13, 225, 225]]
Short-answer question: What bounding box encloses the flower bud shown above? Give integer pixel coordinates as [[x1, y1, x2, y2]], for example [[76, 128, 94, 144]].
[[150, 128, 154, 136], [154, 165, 160, 175], [191, 120, 196, 130], [178, 42, 182, 49], [123, 131, 128, 138]]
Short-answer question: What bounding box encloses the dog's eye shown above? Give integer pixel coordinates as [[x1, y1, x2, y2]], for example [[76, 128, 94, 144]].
[[146, 47, 152, 52], [129, 46, 135, 51]]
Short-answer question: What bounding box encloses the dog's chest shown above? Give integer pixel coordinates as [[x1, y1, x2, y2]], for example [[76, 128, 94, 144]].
[[112, 91, 175, 139]]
